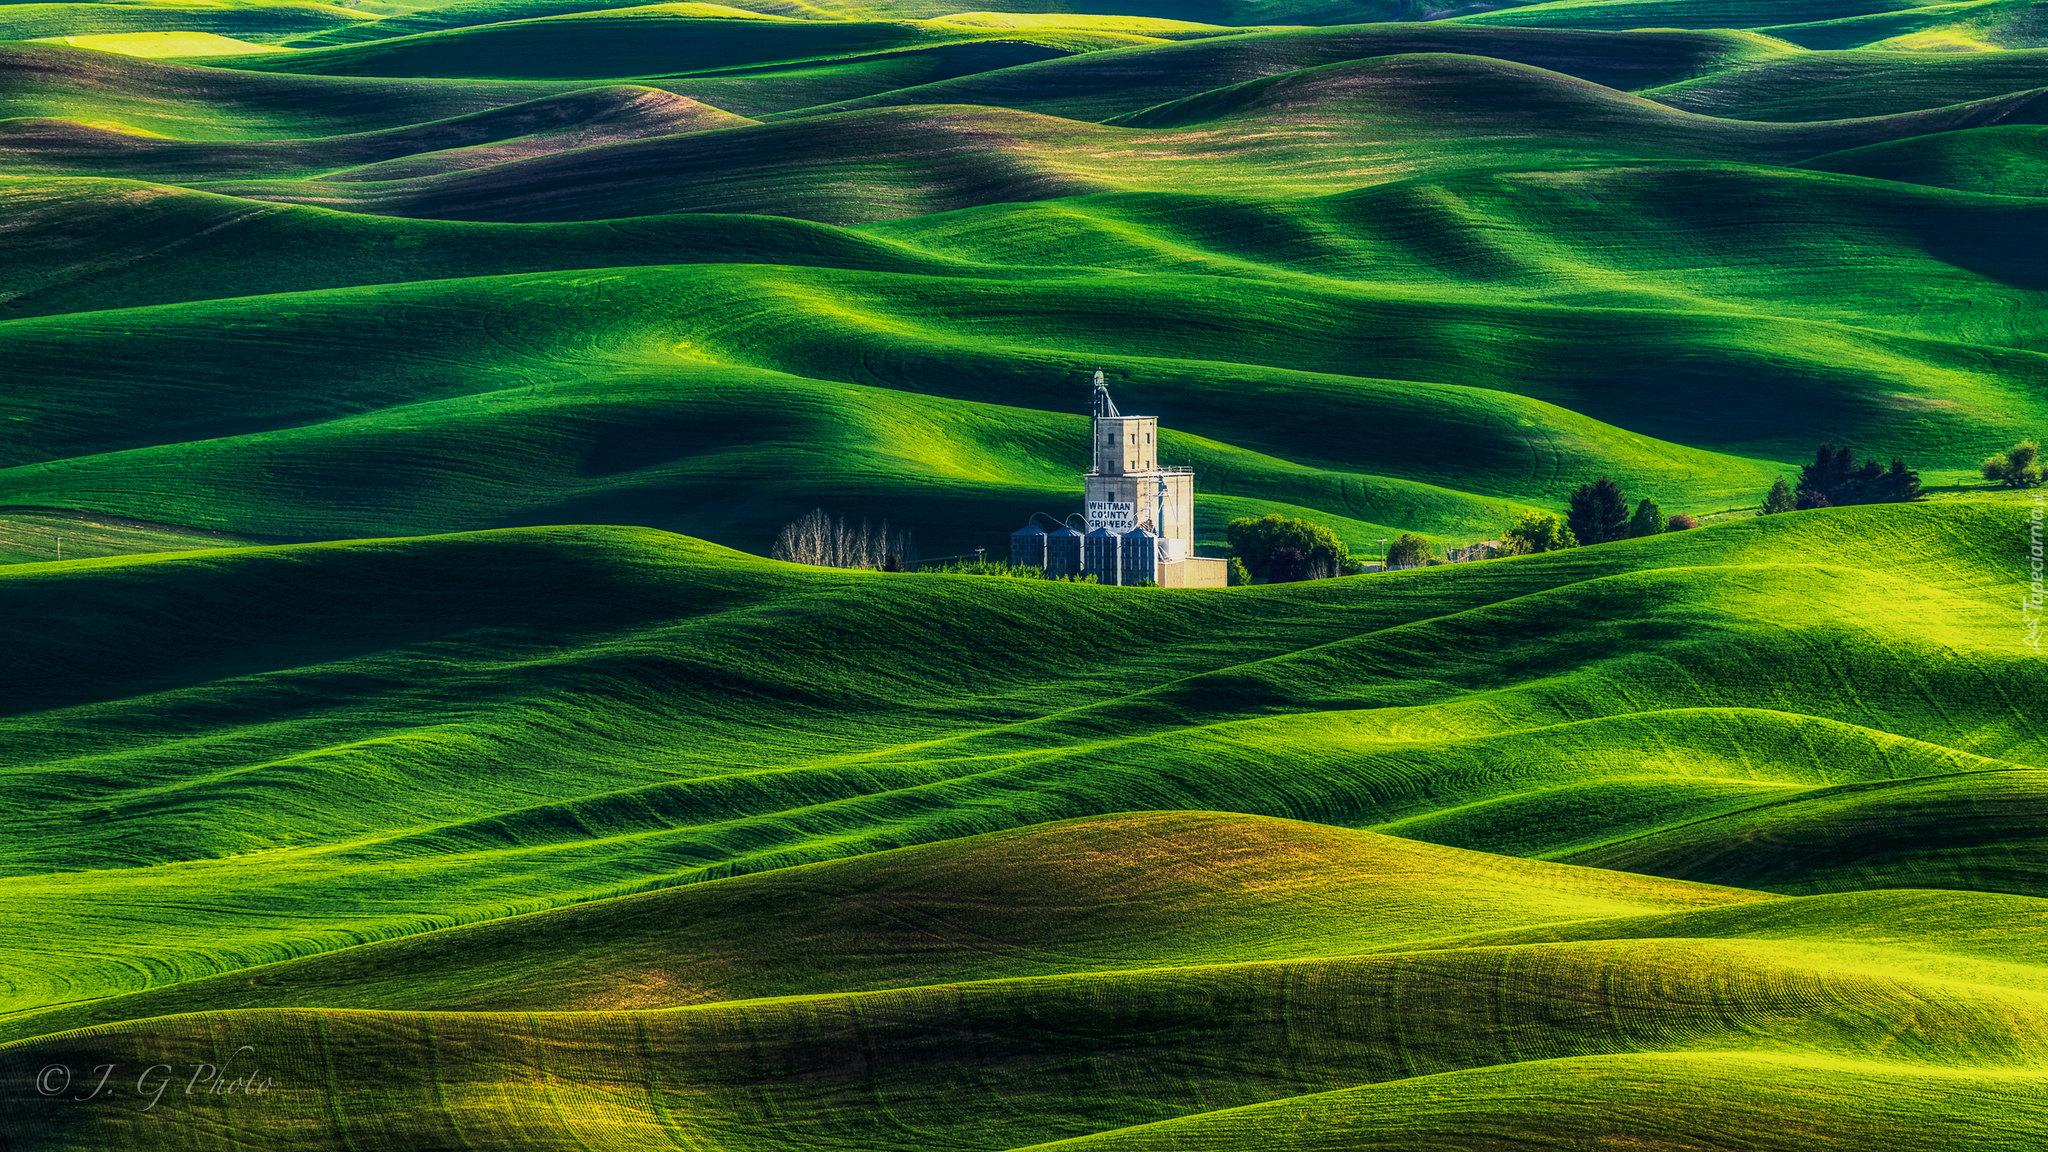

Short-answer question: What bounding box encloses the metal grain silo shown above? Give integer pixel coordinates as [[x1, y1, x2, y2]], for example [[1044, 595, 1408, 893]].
[[1045, 525, 1083, 578], [1010, 522, 1048, 569], [1121, 525, 1156, 584], [1084, 526, 1121, 584]]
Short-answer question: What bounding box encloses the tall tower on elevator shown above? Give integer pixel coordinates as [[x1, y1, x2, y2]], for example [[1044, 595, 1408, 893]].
[[1083, 370, 1193, 563]]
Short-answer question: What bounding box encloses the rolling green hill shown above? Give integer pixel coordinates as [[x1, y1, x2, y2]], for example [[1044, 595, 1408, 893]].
[[1807, 123, 2048, 196], [0, 502, 2044, 1147], [1641, 47, 2048, 120], [1758, 0, 2048, 50], [3, 0, 2047, 1145]]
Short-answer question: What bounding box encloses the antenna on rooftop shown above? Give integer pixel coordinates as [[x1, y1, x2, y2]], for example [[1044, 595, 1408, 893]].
[[1090, 368, 1119, 418]]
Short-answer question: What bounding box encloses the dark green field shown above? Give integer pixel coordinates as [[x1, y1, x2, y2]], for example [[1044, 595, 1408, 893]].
[[2, 0, 2046, 1146]]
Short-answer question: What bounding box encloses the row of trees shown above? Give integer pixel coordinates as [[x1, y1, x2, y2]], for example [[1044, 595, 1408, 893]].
[[1758, 444, 1921, 514], [1758, 444, 1923, 514], [1565, 476, 1698, 546], [1755, 440, 2044, 514], [1494, 477, 1697, 556], [770, 508, 919, 571]]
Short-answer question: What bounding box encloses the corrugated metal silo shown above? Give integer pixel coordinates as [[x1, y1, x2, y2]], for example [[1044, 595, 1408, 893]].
[[1010, 522, 1048, 569], [1121, 525, 1156, 584], [1084, 526, 1121, 584], [1045, 525, 1083, 578]]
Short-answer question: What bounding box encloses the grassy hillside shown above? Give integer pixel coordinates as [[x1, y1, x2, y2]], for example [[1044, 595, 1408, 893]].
[[768, 23, 1794, 120], [5, 0, 2048, 1145], [1807, 124, 2048, 196], [0, 502, 2044, 1147]]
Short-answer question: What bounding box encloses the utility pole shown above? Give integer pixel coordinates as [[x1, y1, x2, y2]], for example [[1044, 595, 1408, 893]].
[[1378, 537, 1387, 571]]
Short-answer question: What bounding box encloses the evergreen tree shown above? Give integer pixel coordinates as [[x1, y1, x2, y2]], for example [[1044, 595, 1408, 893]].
[[1879, 458, 1922, 502], [1567, 476, 1631, 546], [1760, 477, 1795, 515], [1626, 497, 1664, 538], [1796, 444, 1855, 507]]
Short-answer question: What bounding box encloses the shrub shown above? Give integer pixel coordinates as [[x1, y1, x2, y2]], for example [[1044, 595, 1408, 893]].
[[924, 559, 1042, 578], [1225, 514, 1349, 583], [1227, 557, 1252, 587], [1501, 511, 1575, 555], [1760, 477, 1795, 515], [1666, 513, 1698, 531], [1385, 533, 1435, 569], [1567, 476, 1630, 546], [1626, 498, 1664, 538], [1984, 440, 2043, 488]]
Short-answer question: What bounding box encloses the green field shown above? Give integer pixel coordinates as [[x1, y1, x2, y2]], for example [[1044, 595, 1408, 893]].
[[2, 0, 2046, 1145]]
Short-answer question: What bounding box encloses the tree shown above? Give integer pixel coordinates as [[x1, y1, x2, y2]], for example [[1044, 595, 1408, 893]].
[[1760, 477, 1795, 516], [1879, 458, 1922, 502], [1796, 444, 1920, 506], [1224, 514, 1349, 583], [1984, 440, 2043, 488], [1501, 511, 1575, 556], [1567, 476, 1630, 546], [1227, 557, 1252, 587], [1385, 533, 1435, 569], [1666, 513, 1698, 531], [1626, 497, 1664, 539]]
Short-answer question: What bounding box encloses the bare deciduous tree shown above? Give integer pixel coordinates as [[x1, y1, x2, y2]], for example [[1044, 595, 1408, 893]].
[[772, 509, 918, 571]]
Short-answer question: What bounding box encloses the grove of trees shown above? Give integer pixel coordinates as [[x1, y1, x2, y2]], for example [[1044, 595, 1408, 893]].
[[1984, 440, 2043, 488], [771, 509, 918, 570], [1792, 444, 1921, 508], [1501, 511, 1574, 555], [1225, 514, 1352, 583], [1505, 478, 1696, 555]]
